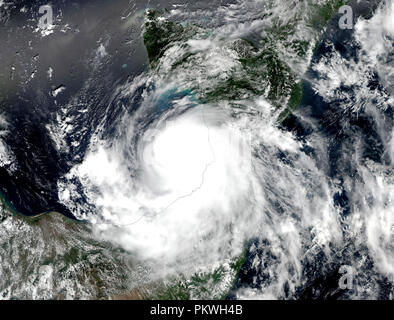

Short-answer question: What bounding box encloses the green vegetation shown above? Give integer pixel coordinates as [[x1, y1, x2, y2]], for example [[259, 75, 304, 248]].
[[148, 279, 191, 300], [143, 9, 195, 67], [147, 246, 249, 300], [0, 196, 136, 299], [289, 40, 310, 58], [204, 76, 260, 102], [64, 247, 79, 265], [278, 81, 303, 123], [142, 10, 301, 113], [240, 48, 296, 102], [148, 262, 238, 300], [309, 0, 347, 29]]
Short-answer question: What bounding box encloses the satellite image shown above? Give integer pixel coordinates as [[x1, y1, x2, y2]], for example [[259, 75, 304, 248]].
[[0, 0, 393, 302]]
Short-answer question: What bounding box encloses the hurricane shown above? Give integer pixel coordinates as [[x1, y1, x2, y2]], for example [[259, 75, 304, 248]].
[[0, 0, 393, 300]]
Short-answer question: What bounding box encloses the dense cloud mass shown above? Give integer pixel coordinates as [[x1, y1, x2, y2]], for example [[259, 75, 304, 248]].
[[0, 0, 393, 299], [55, 0, 394, 298]]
